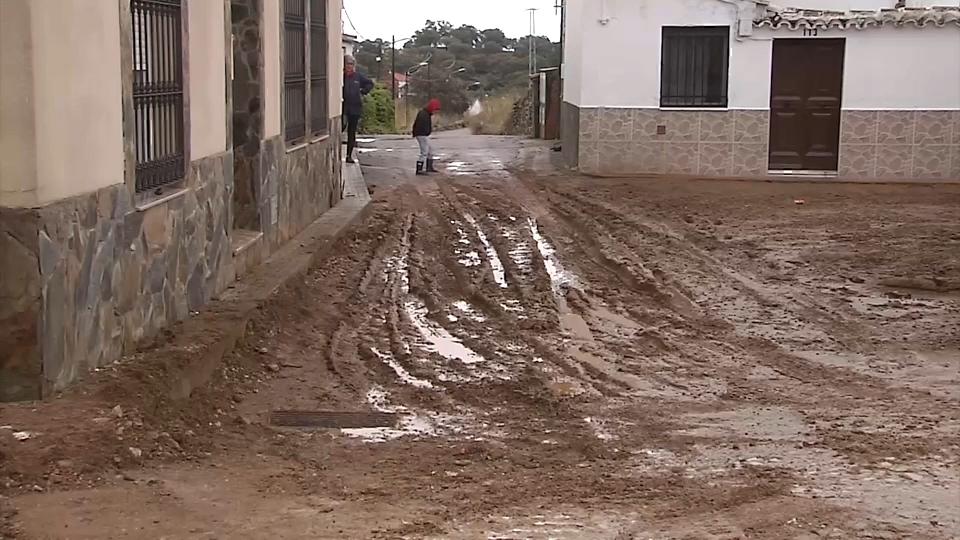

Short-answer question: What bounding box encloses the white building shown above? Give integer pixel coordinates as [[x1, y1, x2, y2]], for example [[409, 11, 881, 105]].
[[560, 0, 960, 180], [343, 33, 357, 58]]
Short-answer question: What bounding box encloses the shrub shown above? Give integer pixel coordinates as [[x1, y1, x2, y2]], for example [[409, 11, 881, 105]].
[[359, 84, 396, 134]]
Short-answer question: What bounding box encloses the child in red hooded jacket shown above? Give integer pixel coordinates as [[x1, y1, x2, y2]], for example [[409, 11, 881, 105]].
[[412, 98, 441, 176]]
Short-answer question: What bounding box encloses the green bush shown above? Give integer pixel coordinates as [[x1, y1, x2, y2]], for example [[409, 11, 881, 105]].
[[359, 84, 396, 134]]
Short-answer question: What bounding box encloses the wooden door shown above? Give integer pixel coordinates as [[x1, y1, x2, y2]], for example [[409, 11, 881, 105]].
[[768, 38, 845, 171]]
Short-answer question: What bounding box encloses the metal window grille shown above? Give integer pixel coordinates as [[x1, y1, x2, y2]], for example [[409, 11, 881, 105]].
[[131, 0, 185, 192], [309, 0, 329, 136], [660, 26, 730, 108], [284, 0, 307, 144]]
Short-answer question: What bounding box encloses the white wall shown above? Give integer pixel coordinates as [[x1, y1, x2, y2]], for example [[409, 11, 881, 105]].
[[0, 0, 124, 208], [561, 0, 583, 105], [188, 0, 228, 159], [263, 0, 281, 138], [568, 0, 960, 110]]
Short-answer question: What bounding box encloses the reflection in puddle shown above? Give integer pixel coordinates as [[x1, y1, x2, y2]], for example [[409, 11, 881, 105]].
[[370, 347, 434, 389], [528, 218, 578, 295], [407, 301, 486, 364], [453, 301, 487, 322], [464, 214, 508, 288], [388, 242, 487, 366], [454, 225, 481, 267], [343, 386, 465, 443]]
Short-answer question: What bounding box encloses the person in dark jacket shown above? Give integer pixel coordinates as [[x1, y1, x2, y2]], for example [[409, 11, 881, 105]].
[[342, 54, 374, 163], [412, 98, 441, 176]]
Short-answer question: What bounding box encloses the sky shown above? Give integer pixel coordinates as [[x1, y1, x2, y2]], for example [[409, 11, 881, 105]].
[[342, 0, 562, 43]]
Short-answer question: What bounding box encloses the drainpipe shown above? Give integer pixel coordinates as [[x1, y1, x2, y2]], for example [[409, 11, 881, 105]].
[[715, 0, 756, 39], [599, 0, 610, 25]]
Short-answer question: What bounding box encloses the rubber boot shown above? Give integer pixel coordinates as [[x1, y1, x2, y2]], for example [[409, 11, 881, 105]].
[[426, 157, 438, 173], [416, 161, 426, 176]]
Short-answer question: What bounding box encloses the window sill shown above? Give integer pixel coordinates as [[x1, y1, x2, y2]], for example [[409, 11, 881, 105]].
[[285, 141, 309, 154], [135, 183, 189, 212], [310, 132, 330, 143], [659, 106, 730, 112]]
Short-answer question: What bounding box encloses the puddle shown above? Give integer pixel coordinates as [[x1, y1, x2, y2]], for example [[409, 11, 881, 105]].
[[454, 226, 481, 267], [465, 214, 508, 288], [342, 386, 477, 443], [584, 417, 617, 441], [528, 218, 578, 295], [370, 347, 434, 389], [501, 227, 534, 272], [406, 301, 487, 365], [453, 301, 486, 322], [356, 138, 376, 143]]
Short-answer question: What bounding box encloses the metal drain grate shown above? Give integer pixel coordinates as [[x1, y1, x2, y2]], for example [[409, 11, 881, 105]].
[[269, 410, 399, 429]]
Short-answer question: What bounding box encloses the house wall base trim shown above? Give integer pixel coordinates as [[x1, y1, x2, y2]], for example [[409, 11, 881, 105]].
[[578, 107, 960, 180]]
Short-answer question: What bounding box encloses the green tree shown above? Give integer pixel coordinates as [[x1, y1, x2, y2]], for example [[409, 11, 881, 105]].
[[359, 84, 396, 134]]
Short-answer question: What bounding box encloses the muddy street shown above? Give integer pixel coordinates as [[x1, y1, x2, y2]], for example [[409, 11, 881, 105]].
[[3, 135, 960, 539]]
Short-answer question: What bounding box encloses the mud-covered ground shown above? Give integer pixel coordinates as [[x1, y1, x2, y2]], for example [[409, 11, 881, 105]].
[[3, 137, 959, 539]]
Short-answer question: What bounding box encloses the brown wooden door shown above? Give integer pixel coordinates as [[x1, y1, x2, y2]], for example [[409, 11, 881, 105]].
[[768, 39, 845, 171]]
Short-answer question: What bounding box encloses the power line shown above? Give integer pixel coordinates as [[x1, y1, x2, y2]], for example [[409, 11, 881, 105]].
[[342, 4, 364, 40]]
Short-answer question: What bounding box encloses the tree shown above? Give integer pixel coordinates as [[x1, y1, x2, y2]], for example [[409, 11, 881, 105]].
[[361, 21, 561, 101]]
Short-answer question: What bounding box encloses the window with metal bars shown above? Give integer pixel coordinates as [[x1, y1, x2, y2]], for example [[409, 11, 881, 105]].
[[131, 0, 185, 193], [284, 0, 307, 144], [660, 26, 730, 108], [309, 0, 329, 136]]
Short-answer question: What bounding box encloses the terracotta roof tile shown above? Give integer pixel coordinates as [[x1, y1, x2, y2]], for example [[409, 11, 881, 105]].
[[754, 5, 960, 29]]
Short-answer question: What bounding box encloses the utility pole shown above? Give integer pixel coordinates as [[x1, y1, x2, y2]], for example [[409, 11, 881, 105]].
[[556, 0, 564, 133], [426, 59, 431, 99], [391, 34, 396, 100], [527, 8, 538, 75]]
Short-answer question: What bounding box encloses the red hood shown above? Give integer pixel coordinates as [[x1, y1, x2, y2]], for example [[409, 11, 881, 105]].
[[425, 99, 441, 113]]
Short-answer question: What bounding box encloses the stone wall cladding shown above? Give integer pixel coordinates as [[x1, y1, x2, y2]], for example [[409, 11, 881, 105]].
[[0, 209, 43, 401], [266, 118, 343, 252], [560, 101, 580, 170], [0, 152, 234, 400], [839, 110, 960, 180], [231, 0, 264, 231], [581, 107, 960, 180]]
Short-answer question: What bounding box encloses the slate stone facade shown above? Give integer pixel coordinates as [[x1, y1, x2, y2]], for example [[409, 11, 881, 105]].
[[0, 0, 344, 402], [0, 153, 234, 401], [231, 0, 264, 232]]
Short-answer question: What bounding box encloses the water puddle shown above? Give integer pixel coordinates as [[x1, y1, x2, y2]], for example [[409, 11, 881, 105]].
[[454, 225, 481, 267], [465, 214, 508, 288], [370, 347, 434, 389], [356, 138, 376, 143], [528, 218, 578, 295], [406, 301, 486, 365], [453, 301, 487, 322]]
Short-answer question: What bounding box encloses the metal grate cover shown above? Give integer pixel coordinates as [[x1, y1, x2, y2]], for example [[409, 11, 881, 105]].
[[269, 410, 399, 429]]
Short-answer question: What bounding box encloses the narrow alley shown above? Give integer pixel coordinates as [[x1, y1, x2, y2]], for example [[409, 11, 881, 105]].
[[2, 132, 959, 539]]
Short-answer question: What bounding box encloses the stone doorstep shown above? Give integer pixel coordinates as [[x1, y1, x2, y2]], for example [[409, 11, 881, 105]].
[[167, 169, 373, 402]]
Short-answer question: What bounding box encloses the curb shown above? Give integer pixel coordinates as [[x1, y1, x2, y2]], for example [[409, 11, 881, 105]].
[[168, 162, 372, 401]]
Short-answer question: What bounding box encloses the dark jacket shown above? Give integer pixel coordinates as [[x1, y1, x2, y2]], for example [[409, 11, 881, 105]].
[[342, 71, 374, 116], [412, 109, 433, 137]]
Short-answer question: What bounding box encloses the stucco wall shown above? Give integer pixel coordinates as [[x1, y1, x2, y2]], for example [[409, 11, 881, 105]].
[[0, 0, 37, 208], [189, 0, 228, 158], [571, 0, 960, 111], [263, 0, 281, 138], [0, 0, 124, 208], [328, 0, 344, 116]]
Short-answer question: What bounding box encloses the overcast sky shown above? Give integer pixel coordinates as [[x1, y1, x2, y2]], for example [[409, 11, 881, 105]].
[[342, 0, 562, 43]]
